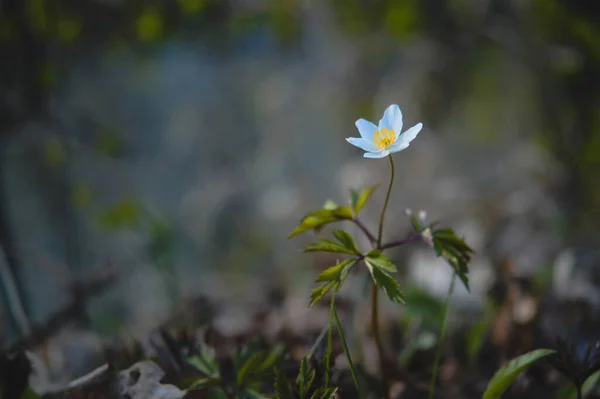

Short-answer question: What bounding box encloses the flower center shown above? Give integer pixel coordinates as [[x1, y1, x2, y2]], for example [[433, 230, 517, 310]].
[[373, 128, 396, 150]]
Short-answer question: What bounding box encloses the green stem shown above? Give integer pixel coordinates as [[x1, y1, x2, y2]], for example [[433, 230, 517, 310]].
[[428, 272, 457, 399], [332, 293, 363, 399], [325, 291, 335, 388], [372, 154, 395, 399], [377, 155, 395, 248]]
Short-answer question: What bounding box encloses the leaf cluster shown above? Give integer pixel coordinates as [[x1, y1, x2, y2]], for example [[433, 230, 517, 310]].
[[274, 358, 337, 399], [185, 340, 285, 398]]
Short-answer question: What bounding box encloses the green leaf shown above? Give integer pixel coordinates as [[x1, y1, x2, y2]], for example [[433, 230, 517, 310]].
[[365, 249, 397, 273], [311, 260, 357, 307], [304, 238, 357, 255], [288, 206, 354, 238], [274, 368, 294, 399], [310, 282, 336, 307], [185, 343, 219, 377], [557, 369, 600, 399], [350, 185, 377, 215], [237, 352, 267, 389], [236, 346, 283, 390], [187, 377, 220, 390], [332, 229, 361, 254], [316, 259, 354, 283], [298, 357, 315, 399], [310, 387, 338, 399], [432, 228, 473, 292], [483, 349, 556, 399], [365, 261, 405, 304], [257, 344, 285, 373]]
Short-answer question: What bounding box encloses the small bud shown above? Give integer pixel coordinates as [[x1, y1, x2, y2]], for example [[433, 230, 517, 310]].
[[421, 227, 434, 247], [404, 208, 413, 216]]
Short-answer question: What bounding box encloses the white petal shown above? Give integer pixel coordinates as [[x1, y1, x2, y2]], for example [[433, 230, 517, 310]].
[[346, 137, 378, 152], [355, 118, 377, 142], [364, 150, 390, 159], [387, 141, 410, 153], [398, 122, 423, 144], [378, 104, 403, 134]]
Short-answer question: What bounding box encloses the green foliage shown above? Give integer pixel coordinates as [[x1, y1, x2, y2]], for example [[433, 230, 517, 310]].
[[186, 343, 219, 378], [366, 262, 405, 304], [186, 341, 284, 397], [274, 358, 338, 399], [236, 345, 285, 391], [298, 357, 315, 399], [411, 212, 473, 292], [304, 229, 360, 255], [557, 369, 600, 399], [98, 197, 140, 229], [431, 228, 473, 291], [310, 259, 356, 307], [288, 207, 354, 238], [364, 249, 397, 273], [483, 349, 556, 399], [364, 250, 405, 304], [350, 185, 378, 215]]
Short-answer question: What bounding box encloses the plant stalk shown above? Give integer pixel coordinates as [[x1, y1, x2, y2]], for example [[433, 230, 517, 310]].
[[377, 155, 395, 248], [372, 154, 395, 399], [428, 272, 457, 399]]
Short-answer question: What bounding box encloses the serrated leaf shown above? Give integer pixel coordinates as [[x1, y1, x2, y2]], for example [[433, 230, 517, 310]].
[[365, 249, 397, 273], [365, 261, 405, 304], [304, 238, 357, 255], [350, 185, 377, 215], [288, 207, 354, 238], [431, 228, 473, 292], [311, 387, 338, 399], [316, 259, 354, 283], [274, 368, 294, 399], [332, 229, 360, 254], [310, 282, 336, 307], [483, 349, 555, 399]]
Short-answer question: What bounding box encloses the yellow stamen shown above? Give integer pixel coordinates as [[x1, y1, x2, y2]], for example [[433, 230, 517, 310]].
[[373, 128, 396, 150]]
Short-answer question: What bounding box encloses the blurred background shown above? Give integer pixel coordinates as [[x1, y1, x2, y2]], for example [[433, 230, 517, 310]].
[[1, 0, 600, 386]]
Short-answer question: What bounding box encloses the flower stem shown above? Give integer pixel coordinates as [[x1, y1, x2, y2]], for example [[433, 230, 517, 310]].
[[428, 272, 457, 399], [371, 154, 395, 399], [377, 155, 395, 248]]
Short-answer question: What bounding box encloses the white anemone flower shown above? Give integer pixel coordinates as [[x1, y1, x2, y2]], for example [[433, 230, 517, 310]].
[[346, 104, 423, 158]]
